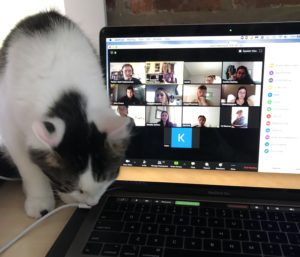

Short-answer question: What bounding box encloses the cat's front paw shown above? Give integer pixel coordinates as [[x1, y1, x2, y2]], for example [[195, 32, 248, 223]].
[[25, 196, 55, 218]]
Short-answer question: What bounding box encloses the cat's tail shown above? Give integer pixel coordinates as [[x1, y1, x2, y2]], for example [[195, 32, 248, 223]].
[[0, 146, 20, 180]]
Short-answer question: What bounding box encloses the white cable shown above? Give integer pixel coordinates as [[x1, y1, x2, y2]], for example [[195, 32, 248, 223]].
[[0, 175, 21, 181], [0, 203, 91, 254]]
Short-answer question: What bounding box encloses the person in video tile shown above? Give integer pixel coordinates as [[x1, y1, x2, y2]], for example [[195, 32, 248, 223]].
[[161, 63, 177, 83], [235, 66, 254, 84], [205, 75, 216, 84], [155, 87, 169, 105], [118, 86, 141, 105], [193, 115, 207, 128], [235, 86, 253, 106], [117, 105, 136, 127], [192, 85, 210, 106], [232, 110, 247, 128], [157, 111, 174, 127], [120, 63, 142, 84]]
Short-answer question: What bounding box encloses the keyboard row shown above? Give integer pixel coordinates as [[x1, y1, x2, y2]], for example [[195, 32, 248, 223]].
[[103, 202, 300, 222], [84, 234, 300, 256], [99, 212, 300, 233]]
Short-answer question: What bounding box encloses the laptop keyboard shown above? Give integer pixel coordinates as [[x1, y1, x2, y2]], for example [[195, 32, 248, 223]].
[[82, 197, 300, 257]]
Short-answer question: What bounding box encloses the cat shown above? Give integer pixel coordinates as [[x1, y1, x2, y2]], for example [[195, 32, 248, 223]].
[[0, 11, 130, 218]]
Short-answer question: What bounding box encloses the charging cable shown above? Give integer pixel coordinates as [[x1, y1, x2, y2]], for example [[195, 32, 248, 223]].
[[0, 175, 21, 181], [0, 203, 91, 254]]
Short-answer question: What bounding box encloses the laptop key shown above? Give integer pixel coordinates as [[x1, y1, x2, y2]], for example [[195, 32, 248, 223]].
[[120, 245, 139, 257], [280, 222, 298, 232], [268, 232, 288, 243], [261, 220, 279, 231], [231, 229, 249, 241], [141, 223, 158, 234], [157, 214, 172, 224], [242, 242, 262, 255], [101, 244, 120, 256], [159, 224, 175, 235], [124, 212, 140, 221], [195, 227, 211, 238], [203, 239, 221, 251], [140, 213, 156, 223], [268, 211, 285, 221], [124, 222, 141, 233], [176, 225, 193, 237], [233, 209, 250, 219], [82, 243, 102, 255], [94, 220, 123, 231], [225, 219, 242, 229], [166, 236, 183, 248], [129, 234, 147, 245], [183, 206, 198, 216], [288, 233, 300, 244], [285, 212, 300, 222], [99, 212, 124, 221], [243, 220, 261, 230], [216, 208, 232, 218], [89, 231, 129, 244], [147, 235, 165, 247], [184, 237, 202, 250], [140, 247, 162, 257], [250, 210, 267, 220], [249, 231, 268, 242], [281, 244, 300, 257], [200, 208, 215, 217], [173, 215, 189, 225], [208, 218, 224, 228], [191, 216, 207, 226], [166, 205, 182, 215], [212, 228, 230, 239], [222, 240, 241, 253], [261, 243, 282, 256], [152, 204, 166, 213]]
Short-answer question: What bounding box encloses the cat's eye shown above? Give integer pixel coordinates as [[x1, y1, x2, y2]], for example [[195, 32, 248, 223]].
[[79, 190, 84, 194]]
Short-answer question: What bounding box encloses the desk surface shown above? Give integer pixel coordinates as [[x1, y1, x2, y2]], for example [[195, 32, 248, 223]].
[[1, 167, 300, 257]]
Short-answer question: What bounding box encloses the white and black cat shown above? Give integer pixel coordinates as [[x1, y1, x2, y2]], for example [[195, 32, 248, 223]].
[[0, 11, 130, 218]]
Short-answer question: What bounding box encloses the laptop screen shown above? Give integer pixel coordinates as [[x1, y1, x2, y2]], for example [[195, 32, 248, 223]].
[[100, 23, 300, 176]]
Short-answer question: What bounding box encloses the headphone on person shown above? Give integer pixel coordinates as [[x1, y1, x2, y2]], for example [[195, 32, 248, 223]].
[[121, 64, 134, 75]]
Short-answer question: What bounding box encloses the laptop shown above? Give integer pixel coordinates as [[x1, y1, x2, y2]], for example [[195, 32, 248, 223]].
[[47, 22, 300, 257]]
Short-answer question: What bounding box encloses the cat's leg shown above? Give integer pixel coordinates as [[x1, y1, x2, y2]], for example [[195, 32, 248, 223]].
[[8, 148, 55, 218], [19, 158, 55, 218]]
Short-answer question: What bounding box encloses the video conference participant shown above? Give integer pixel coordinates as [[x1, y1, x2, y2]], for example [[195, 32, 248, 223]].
[[157, 111, 174, 127], [235, 86, 253, 106], [155, 87, 170, 105], [119, 63, 142, 84], [161, 63, 177, 83], [232, 110, 247, 128], [192, 85, 210, 106], [193, 115, 207, 128], [117, 105, 136, 127], [235, 66, 255, 84], [118, 86, 141, 105]]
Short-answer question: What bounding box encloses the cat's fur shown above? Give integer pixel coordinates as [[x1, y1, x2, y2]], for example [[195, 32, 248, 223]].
[[0, 11, 130, 218]]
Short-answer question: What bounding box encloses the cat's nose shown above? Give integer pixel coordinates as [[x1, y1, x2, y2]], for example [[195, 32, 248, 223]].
[[85, 197, 98, 206]]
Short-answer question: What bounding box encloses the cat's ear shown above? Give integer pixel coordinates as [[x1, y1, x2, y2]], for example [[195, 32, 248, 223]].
[[32, 118, 66, 148]]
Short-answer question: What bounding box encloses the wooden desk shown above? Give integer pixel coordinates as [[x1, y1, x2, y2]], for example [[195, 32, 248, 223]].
[[1, 167, 300, 257]]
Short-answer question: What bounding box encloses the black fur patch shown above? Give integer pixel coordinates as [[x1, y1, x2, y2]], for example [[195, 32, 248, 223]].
[[29, 90, 126, 193]]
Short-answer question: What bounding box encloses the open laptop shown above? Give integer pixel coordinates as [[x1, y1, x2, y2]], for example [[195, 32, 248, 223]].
[[47, 22, 300, 257]]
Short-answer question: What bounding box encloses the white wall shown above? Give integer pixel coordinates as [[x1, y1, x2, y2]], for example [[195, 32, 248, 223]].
[[0, 0, 65, 47], [64, 0, 106, 54], [0, 1, 107, 54]]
